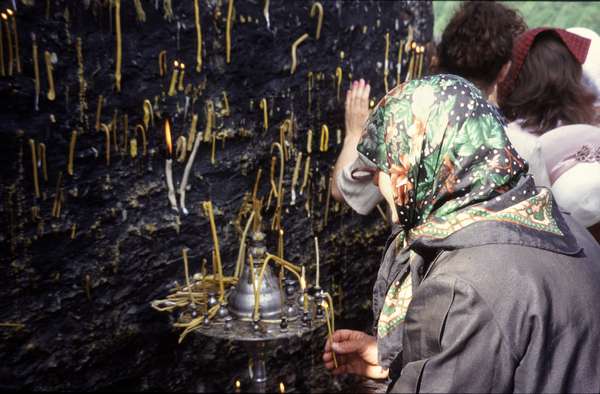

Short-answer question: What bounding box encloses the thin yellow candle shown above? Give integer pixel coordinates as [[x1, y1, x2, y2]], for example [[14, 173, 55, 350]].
[[142, 99, 153, 130], [177, 62, 185, 91], [314, 236, 320, 288], [291, 151, 302, 199], [396, 39, 404, 86], [1, 13, 13, 76], [158, 50, 167, 76], [44, 50, 55, 101], [203, 100, 214, 142], [290, 33, 309, 74], [6, 9, 20, 74], [405, 42, 415, 82], [187, 114, 198, 151], [203, 201, 225, 300], [301, 266, 308, 313], [319, 124, 329, 152], [252, 168, 262, 202], [335, 66, 342, 102], [259, 98, 268, 131], [417, 46, 425, 78], [114, 0, 122, 92], [39, 143, 48, 182], [29, 138, 40, 198], [135, 124, 146, 156], [31, 33, 40, 109], [225, 0, 234, 64], [309, 2, 323, 40], [221, 91, 230, 116], [323, 300, 338, 368], [182, 248, 194, 304], [306, 128, 313, 154], [194, 0, 202, 72], [100, 123, 111, 166], [300, 155, 310, 195], [383, 32, 390, 92], [67, 129, 77, 176], [168, 60, 179, 96]]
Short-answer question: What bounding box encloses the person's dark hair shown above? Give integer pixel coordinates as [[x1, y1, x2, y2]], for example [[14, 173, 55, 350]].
[[437, 1, 526, 93], [501, 32, 597, 134]]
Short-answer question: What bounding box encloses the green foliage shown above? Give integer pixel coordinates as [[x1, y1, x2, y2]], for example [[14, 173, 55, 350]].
[[433, 1, 600, 40]]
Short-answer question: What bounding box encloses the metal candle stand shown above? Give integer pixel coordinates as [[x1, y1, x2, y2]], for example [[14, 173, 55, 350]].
[[154, 230, 327, 393]]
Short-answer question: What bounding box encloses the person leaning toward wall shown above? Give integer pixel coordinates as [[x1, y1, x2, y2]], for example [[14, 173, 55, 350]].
[[498, 28, 600, 242], [324, 72, 600, 394], [332, 1, 529, 210]]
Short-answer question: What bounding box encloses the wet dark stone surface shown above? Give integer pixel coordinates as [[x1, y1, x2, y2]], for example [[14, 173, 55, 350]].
[[0, 0, 432, 391]]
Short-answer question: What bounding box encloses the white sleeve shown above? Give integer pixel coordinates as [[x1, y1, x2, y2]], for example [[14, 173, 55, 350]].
[[336, 156, 383, 215]]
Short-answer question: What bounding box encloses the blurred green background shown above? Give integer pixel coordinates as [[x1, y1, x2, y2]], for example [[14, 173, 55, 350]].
[[433, 1, 600, 40]]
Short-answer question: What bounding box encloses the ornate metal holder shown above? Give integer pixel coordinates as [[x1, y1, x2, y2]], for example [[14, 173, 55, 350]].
[[151, 230, 328, 393]]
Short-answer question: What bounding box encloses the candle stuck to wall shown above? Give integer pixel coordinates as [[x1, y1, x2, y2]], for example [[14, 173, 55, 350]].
[[31, 33, 40, 109], [203, 201, 225, 300], [6, 9, 20, 74], [396, 39, 404, 86], [290, 33, 309, 74], [335, 66, 342, 102], [259, 98, 268, 131], [314, 236, 320, 288], [309, 2, 323, 40], [44, 50, 55, 101], [100, 123, 111, 166], [158, 50, 167, 76], [1, 13, 13, 76], [67, 129, 77, 176], [225, 0, 234, 64], [319, 124, 329, 152], [164, 119, 178, 212], [177, 62, 185, 91], [194, 0, 202, 72], [383, 31, 390, 92], [168, 60, 179, 96], [29, 138, 40, 198]]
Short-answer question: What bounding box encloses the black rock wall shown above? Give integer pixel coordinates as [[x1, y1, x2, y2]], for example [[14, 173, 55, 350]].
[[0, 0, 432, 391]]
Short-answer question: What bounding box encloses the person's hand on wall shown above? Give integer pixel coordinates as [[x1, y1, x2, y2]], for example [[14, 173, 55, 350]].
[[331, 79, 372, 202], [345, 79, 371, 141], [323, 329, 389, 379]]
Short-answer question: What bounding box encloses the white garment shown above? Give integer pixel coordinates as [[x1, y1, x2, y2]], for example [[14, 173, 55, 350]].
[[505, 121, 551, 188], [567, 27, 600, 106], [538, 124, 600, 228]]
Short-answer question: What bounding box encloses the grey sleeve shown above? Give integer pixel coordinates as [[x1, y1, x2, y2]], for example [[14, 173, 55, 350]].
[[336, 156, 383, 215], [390, 275, 517, 393]]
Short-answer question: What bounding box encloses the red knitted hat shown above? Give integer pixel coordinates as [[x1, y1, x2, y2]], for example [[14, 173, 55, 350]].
[[498, 27, 591, 101]]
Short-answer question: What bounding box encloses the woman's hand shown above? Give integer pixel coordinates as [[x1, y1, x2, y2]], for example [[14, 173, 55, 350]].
[[345, 79, 371, 142], [322, 329, 389, 379]]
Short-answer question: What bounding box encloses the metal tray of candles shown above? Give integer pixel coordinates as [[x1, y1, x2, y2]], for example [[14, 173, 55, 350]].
[[152, 208, 334, 392]]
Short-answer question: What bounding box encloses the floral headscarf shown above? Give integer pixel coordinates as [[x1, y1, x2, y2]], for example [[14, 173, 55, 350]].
[[358, 74, 580, 368]]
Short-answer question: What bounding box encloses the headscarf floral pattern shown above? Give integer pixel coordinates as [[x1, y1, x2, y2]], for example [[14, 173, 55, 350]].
[[357, 75, 565, 366]]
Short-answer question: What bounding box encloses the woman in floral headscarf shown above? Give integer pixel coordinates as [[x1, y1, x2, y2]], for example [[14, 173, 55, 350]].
[[324, 75, 600, 393]]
